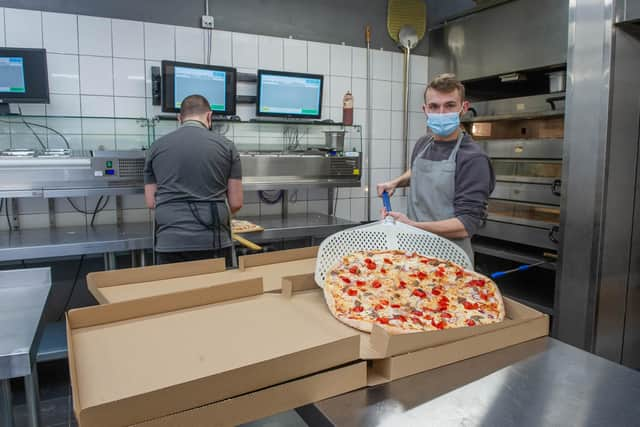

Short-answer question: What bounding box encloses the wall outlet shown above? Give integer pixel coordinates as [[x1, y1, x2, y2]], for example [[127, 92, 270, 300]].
[[201, 15, 214, 29]]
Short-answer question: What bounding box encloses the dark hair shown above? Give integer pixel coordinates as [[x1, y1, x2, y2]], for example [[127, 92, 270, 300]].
[[180, 94, 211, 117], [424, 73, 465, 103]]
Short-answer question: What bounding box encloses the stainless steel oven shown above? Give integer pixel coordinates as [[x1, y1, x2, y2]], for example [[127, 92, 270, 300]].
[[470, 113, 564, 250]]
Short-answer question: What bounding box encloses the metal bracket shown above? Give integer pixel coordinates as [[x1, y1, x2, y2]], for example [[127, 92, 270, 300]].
[[115, 196, 124, 226], [47, 199, 56, 228]]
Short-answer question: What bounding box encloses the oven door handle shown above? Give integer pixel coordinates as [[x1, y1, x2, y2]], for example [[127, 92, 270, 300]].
[[549, 225, 560, 244], [551, 179, 562, 196]]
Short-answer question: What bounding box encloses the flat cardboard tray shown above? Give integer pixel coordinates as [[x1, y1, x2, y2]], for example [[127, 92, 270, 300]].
[[132, 362, 366, 427], [67, 276, 361, 427], [88, 246, 318, 304], [282, 274, 549, 385]]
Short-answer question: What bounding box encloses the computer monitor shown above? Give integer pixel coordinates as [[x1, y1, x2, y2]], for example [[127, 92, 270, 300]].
[[0, 48, 49, 114], [256, 70, 323, 119], [161, 60, 236, 115]]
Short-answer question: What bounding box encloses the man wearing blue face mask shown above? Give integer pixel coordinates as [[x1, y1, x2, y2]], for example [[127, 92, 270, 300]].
[[376, 73, 495, 264]]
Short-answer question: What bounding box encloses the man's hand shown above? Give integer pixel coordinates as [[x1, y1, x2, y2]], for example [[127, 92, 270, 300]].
[[377, 181, 397, 197], [380, 208, 415, 226]]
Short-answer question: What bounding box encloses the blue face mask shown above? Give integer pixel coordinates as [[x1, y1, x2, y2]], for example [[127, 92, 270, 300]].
[[427, 111, 461, 137]]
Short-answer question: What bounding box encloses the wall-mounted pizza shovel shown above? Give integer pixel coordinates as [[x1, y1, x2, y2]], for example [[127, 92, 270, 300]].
[[314, 191, 473, 287]]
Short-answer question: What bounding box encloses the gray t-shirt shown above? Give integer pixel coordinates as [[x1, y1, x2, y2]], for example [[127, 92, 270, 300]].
[[410, 133, 495, 236], [143, 121, 242, 252]]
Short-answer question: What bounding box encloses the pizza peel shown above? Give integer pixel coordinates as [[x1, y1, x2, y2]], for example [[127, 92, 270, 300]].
[[314, 192, 473, 287]]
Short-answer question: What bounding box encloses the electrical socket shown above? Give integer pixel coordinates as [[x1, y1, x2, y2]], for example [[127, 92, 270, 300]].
[[201, 15, 214, 29]]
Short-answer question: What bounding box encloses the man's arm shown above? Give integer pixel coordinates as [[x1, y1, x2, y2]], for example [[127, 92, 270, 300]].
[[227, 178, 243, 214], [385, 211, 468, 239], [377, 169, 411, 196], [144, 184, 157, 209]]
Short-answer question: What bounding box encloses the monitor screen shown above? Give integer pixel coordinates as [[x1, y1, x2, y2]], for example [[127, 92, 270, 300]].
[[161, 61, 236, 115], [0, 57, 26, 93], [0, 48, 49, 104], [256, 70, 323, 119]]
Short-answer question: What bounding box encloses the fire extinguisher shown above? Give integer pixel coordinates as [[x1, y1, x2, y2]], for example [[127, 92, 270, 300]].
[[342, 91, 353, 125]]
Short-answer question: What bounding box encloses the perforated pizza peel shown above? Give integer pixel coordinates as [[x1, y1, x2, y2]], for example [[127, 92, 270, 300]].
[[315, 192, 472, 287]]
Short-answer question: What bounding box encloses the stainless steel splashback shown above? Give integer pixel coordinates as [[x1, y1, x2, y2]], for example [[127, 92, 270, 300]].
[[428, 0, 569, 81]]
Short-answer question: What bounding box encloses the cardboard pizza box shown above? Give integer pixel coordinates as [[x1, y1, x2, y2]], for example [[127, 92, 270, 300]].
[[281, 273, 549, 385], [87, 246, 318, 304], [67, 276, 362, 427]]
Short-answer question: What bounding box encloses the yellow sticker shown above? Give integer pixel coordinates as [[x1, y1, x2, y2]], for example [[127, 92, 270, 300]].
[[353, 169, 360, 176]]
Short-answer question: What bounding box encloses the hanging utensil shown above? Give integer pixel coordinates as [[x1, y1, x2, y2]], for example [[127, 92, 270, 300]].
[[365, 24, 373, 222], [387, 0, 426, 187]]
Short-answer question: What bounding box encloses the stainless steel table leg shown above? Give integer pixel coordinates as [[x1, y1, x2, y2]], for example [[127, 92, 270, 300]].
[[139, 249, 146, 267], [0, 379, 13, 427], [24, 370, 41, 427]]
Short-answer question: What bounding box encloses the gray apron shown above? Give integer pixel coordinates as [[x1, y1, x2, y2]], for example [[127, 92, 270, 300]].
[[407, 132, 474, 264]]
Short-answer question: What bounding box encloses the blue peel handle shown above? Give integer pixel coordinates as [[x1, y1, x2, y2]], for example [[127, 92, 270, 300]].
[[382, 190, 392, 212], [490, 264, 532, 279]]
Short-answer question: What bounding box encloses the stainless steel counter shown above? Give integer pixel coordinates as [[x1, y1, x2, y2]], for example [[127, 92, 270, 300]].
[[300, 338, 640, 427], [0, 222, 152, 262], [0, 214, 356, 262], [0, 267, 52, 427]]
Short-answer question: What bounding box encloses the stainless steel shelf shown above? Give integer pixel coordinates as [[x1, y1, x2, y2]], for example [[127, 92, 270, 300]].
[[0, 223, 153, 262], [462, 110, 564, 122], [472, 239, 557, 270], [0, 214, 355, 262]]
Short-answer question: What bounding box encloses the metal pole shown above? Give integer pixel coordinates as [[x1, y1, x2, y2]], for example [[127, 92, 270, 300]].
[[365, 26, 373, 222], [401, 46, 412, 178], [0, 379, 13, 427], [24, 370, 41, 427]]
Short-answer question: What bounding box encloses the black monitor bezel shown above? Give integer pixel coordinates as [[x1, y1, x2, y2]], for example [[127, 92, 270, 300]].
[[255, 69, 324, 119], [0, 47, 49, 104], [161, 60, 237, 115]]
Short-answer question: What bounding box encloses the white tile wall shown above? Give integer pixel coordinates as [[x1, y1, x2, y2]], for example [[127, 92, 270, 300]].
[[391, 52, 404, 83], [114, 97, 146, 118], [351, 78, 367, 109], [330, 44, 351, 77], [371, 80, 391, 110], [371, 49, 391, 81], [0, 9, 5, 47], [111, 19, 144, 59], [47, 94, 81, 116], [258, 36, 283, 70], [78, 15, 111, 56], [329, 76, 351, 108], [6, 8, 42, 48], [307, 42, 330, 75], [175, 26, 204, 63], [113, 58, 145, 97], [210, 30, 232, 66], [47, 54, 80, 94], [1, 8, 428, 227], [283, 38, 307, 72], [144, 23, 175, 61], [43, 12, 78, 54], [352, 47, 367, 79], [81, 95, 114, 117], [79, 56, 113, 95], [232, 33, 258, 69]]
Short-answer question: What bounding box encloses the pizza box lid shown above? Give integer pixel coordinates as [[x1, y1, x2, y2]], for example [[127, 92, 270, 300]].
[[87, 246, 318, 304], [281, 274, 548, 360], [67, 276, 360, 427]]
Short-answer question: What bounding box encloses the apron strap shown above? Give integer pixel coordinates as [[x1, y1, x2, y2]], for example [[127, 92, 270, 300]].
[[446, 132, 465, 161]]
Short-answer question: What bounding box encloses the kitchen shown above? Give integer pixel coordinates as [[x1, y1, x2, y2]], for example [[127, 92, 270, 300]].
[[1, 0, 640, 426]]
